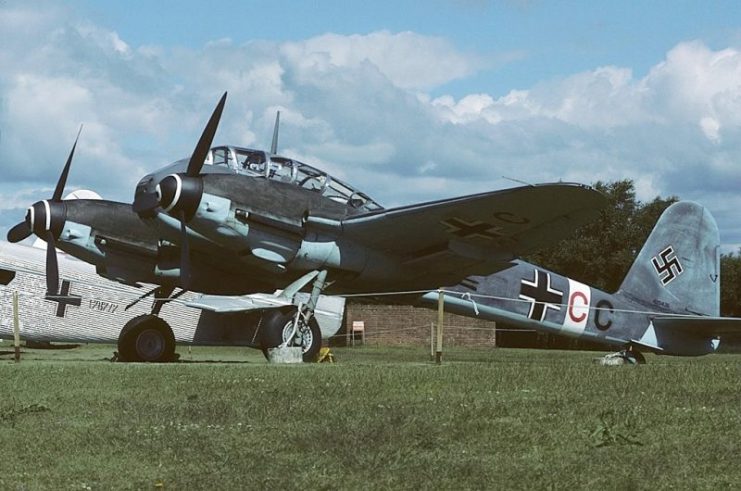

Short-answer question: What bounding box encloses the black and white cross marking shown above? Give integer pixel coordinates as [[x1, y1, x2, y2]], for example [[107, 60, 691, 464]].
[[441, 218, 505, 241], [519, 269, 563, 321], [45, 280, 82, 318], [651, 246, 683, 285]]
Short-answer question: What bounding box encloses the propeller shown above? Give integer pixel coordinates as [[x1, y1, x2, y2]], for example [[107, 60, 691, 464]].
[[6, 126, 82, 295], [179, 210, 191, 288], [45, 232, 59, 296], [7, 221, 31, 243], [133, 92, 227, 288], [186, 91, 227, 178]]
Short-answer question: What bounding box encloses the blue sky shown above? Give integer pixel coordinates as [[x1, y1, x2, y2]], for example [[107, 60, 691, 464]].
[[2, 0, 741, 249], [74, 0, 741, 96]]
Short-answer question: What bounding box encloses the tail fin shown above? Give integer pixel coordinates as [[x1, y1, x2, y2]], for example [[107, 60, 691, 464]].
[[616, 201, 720, 316]]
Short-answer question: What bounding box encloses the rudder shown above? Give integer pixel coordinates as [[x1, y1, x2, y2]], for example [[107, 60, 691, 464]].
[[616, 201, 720, 316]]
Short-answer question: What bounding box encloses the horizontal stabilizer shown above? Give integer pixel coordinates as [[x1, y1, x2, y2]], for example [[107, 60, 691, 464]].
[[652, 316, 741, 337]]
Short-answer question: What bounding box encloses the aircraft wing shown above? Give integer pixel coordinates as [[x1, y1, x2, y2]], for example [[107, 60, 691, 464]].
[[652, 316, 741, 337], [187, 293, 345, 315], [186, 294, 292, 313], [186, 293, 346, 339], [341, 183, 606, 279]]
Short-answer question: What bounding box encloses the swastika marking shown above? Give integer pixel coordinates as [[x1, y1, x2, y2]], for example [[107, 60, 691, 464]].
[[651, 246, 683, 285]]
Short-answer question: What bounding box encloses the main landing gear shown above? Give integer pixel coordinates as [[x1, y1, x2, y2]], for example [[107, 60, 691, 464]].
[[117, 285, 179, 363], [595, 347, 646, 366], [259, 270, 328, 362], [117, 314, 177, 362]]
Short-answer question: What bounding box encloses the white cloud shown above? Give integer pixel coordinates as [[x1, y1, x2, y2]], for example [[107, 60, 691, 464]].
[[2, 4, 741, 248], [280, 31, 483, 90]]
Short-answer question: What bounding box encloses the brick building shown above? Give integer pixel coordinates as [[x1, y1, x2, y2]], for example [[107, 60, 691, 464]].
[[337, 301, 496, 348]]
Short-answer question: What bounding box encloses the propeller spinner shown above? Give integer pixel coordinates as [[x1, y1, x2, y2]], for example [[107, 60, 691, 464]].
[[6, 126, 82, 295]]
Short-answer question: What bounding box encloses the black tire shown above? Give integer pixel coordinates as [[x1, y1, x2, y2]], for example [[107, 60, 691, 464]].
[[118, 314, 176, 363], [629, 350, 646, 365], [259, 307, 322, 362], [619, 349, 646, 365]]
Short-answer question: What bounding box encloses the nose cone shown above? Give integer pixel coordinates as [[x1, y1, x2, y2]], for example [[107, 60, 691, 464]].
[[25, 199, 66, 238], [29, 201, 48, 234]]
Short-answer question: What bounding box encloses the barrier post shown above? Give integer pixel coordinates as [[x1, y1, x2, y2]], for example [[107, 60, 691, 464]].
[[12, 291, 21, 362], [430, 322, 435, 361], [435, 289, 444, 364]]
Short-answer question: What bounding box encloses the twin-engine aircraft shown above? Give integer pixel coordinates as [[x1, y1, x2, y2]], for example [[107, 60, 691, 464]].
[[5, 92, 607, 359], [422, 201, 741, 362]]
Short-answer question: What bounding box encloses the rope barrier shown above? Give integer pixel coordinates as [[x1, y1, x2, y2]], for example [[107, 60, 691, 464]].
[[0, 276, 707, 319]]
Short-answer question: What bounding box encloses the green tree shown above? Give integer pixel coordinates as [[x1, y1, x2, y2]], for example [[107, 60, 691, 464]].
[[720, 252, 741, 317]]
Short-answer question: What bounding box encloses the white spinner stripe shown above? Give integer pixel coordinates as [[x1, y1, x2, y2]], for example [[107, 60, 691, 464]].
[[162, 174, 182, 213], [43, 200, 51, 231]]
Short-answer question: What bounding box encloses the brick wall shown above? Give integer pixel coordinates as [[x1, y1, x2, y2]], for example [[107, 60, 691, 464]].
[[339, 302, 495, 347]]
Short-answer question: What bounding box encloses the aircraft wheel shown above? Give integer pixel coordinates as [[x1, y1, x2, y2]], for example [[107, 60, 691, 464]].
[[627, 350, 646, 365], [260, 307, 322, 362], [118, 314, 176, 363], [619, 349, 646, 365]]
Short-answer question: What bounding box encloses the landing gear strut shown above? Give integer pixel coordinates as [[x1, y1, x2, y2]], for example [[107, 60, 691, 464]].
[[259, 270, 328, 362]]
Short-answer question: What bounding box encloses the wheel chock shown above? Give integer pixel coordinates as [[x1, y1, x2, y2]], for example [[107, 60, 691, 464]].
[[318, 347, 334, 363]]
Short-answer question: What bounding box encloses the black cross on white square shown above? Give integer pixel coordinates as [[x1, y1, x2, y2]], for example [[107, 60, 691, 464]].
[[45, 280, 82, 318], [441, 217, 505, 241], [519, 269, 563, 321]]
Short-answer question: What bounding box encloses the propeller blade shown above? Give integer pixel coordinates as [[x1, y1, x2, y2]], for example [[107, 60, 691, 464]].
[[179, 210, 191, 289], [45, 232, 59, 296], [7, 222, 32, 243], [52, 125, 83, 202], [186, 92, 227, 177]]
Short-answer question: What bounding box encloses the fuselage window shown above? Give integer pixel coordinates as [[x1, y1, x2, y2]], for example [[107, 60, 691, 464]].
[[0, 268, 16, 286], [237, 150, 267, 173], [212, 148, 228, 166]]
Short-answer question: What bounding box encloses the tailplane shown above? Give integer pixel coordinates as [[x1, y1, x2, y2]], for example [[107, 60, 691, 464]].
[[616, 201, 719, 316]]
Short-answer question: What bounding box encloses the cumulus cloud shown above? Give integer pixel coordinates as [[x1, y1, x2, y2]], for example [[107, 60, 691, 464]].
[[2, 3, 741, 247], [280, 31, 483, 91]]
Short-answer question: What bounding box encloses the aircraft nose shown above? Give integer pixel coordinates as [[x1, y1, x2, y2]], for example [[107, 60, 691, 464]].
[[132, 175, 160, 215], [25, 200, 66, 239]]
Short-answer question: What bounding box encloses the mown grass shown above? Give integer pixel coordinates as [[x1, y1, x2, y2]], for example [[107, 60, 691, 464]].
[[0, 344, 739, 490]]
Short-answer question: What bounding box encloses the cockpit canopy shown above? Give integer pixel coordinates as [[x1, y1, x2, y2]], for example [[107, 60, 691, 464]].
[[205, 146, 382, 211]]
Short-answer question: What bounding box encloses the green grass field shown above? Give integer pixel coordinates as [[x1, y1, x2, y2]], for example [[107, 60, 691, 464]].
[[0, 343, 739, 490]]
